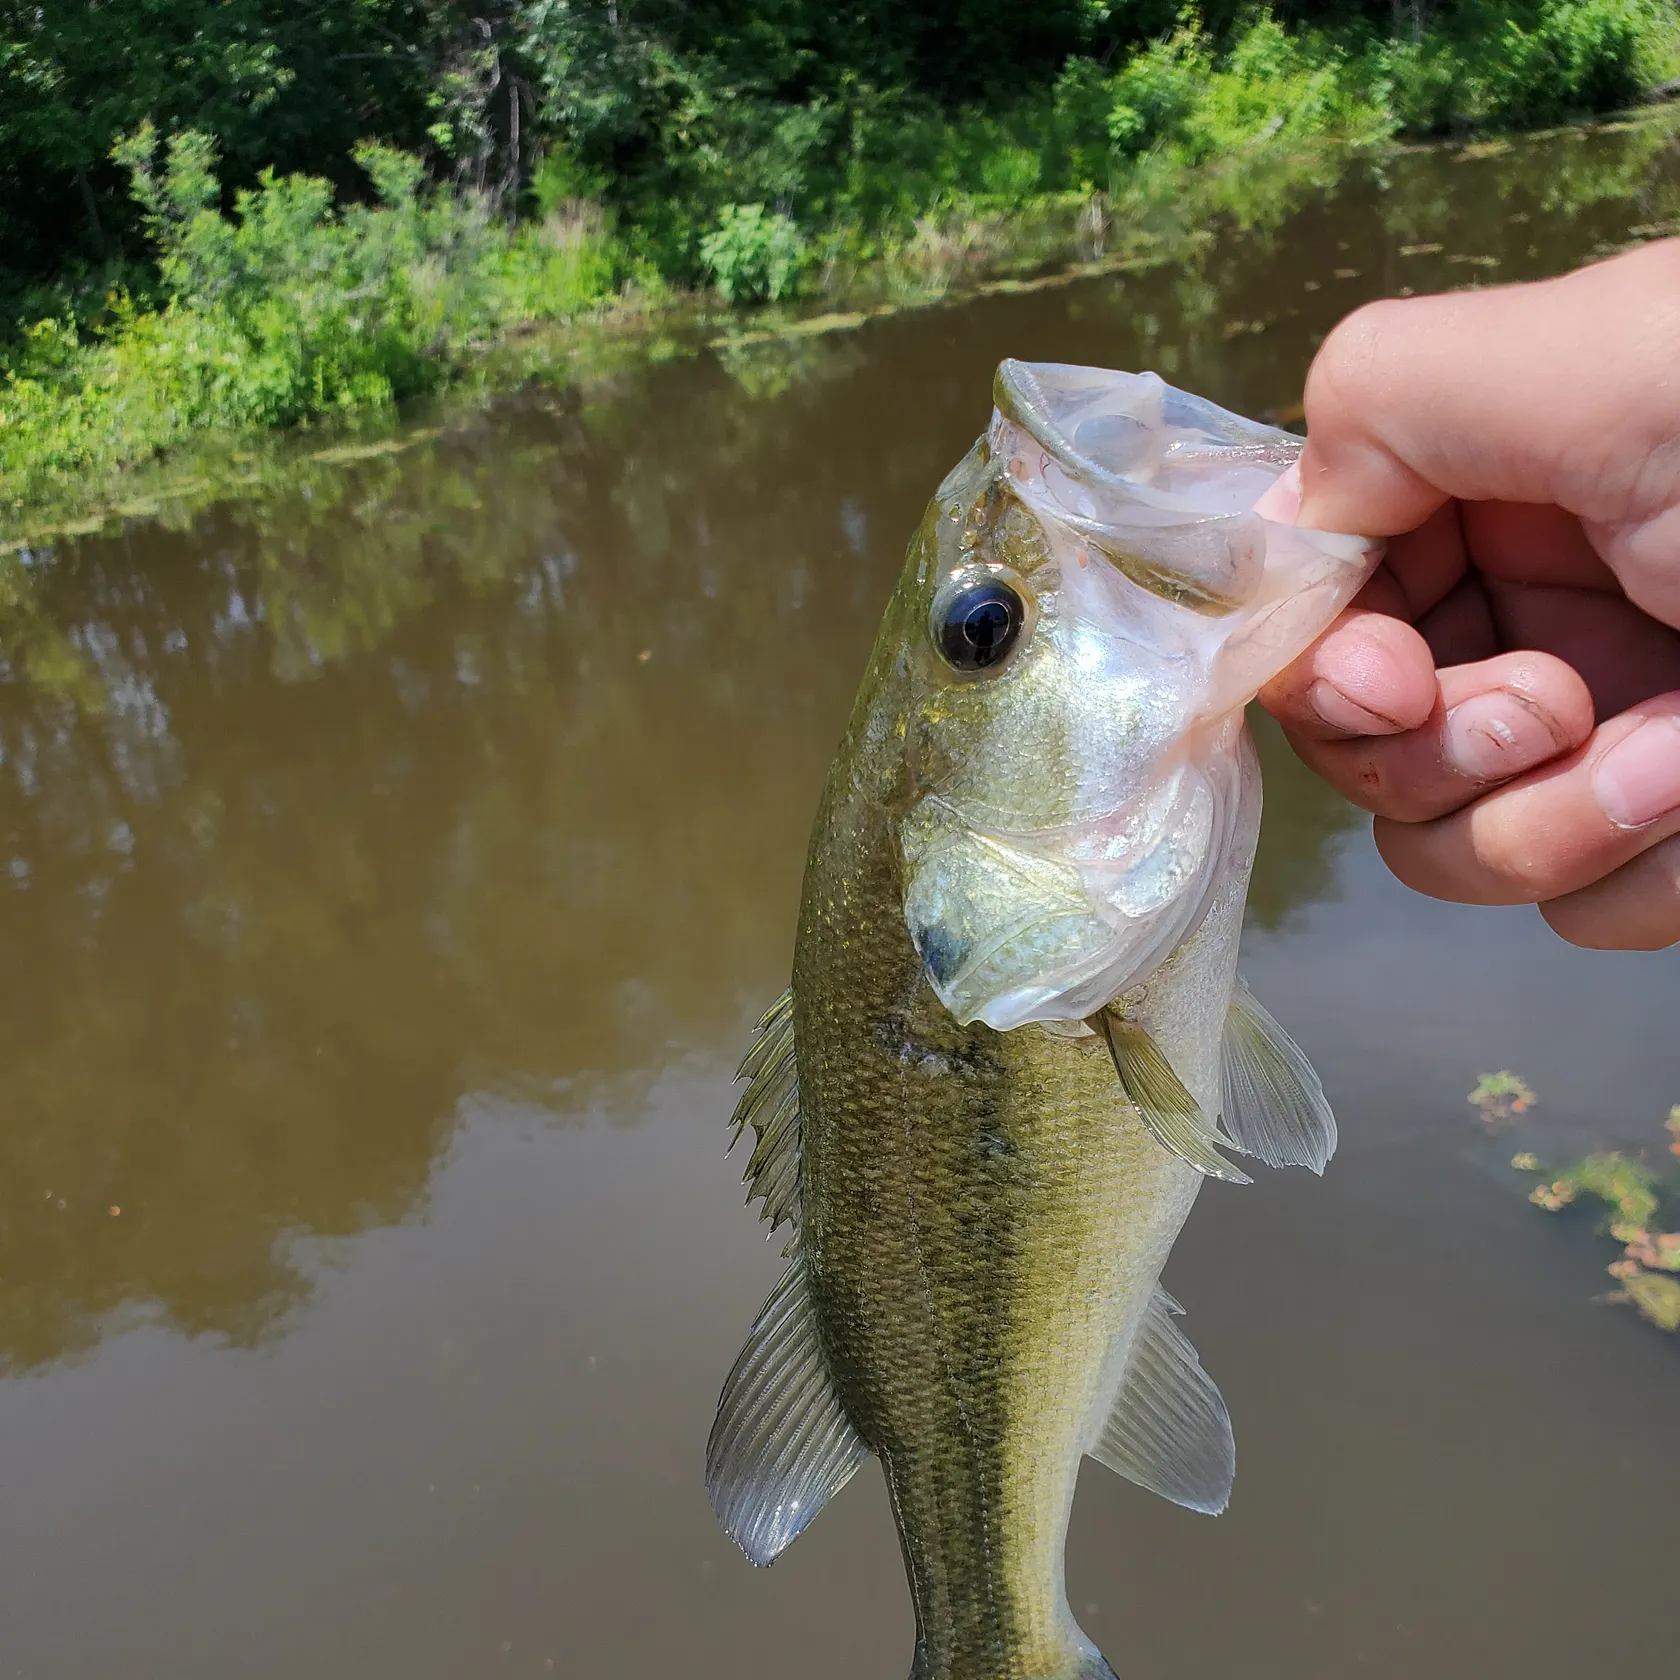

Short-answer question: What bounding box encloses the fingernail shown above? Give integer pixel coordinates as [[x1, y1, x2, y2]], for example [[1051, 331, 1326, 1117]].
[[1253, 462, 1301, 524], [1595, 715, 1680, 828], [1309, 677, 1401, 735], [1443, 692, 1560, 782]]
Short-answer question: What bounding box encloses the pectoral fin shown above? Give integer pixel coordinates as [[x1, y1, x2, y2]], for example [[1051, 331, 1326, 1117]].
[[1089, 1287, 1235, 1515], [1220, 977, 1337, 1174], [706, 1255, 870, 1567], [1091, 1010, 1251, 1184]]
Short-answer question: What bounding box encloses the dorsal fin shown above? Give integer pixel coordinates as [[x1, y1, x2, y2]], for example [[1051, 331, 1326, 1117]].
[[1220, 978, 1337, 1174], [706, 1255, 871, 1566], [730, 988, 802, 1235], [1089, 1286, 1234, 1514], [1090, 1010, 1251, 1184]]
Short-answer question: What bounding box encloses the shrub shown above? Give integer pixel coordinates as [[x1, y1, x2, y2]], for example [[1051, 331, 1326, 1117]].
[[1480, 0, 1671, 124], [1108, 23, 1212, 158], [699, 204, 806, 302], [1365, 35, 1472, 135], [978, 145, 1044, 202], [1, 125, 620, 517]]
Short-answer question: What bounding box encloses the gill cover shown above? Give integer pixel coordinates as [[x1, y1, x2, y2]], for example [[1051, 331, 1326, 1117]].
[[901, 361, 1378, 1030]]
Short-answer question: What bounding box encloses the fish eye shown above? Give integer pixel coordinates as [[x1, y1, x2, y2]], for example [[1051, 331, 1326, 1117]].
[[933, 578, 1027, 673]]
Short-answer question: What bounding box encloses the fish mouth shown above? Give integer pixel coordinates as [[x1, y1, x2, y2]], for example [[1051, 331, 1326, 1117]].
[[991, 359, 1303, 618], [993, 358, 1300, 514], [901, 751, 1237, 1031], [896, 362, 1379, 1031]]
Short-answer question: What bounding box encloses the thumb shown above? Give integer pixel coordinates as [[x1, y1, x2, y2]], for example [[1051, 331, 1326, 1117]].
[[1285, 239, 1680, 549]]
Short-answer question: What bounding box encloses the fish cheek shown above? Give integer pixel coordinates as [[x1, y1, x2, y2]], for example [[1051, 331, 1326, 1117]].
[[907, 647, 1094, 834]]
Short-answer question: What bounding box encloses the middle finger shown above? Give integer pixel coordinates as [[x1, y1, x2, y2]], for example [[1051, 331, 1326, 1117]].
[[1375, 695, 1680, 905]]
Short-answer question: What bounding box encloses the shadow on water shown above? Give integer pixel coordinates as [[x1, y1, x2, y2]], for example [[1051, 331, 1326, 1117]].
[[0, 112, 1675, 1680]]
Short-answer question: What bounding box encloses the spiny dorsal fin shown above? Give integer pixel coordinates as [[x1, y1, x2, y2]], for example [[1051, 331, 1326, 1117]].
[[1089, 1286, 1234, 1515], [730, 988, 802, 1235], [706, 1254, 870, 1566], [1220, 977, 1337, 1174], [1090, 1010, 1251, 1185]]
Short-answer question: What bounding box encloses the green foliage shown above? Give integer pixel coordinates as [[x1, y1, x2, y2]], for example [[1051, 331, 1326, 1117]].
[[1364, 35, 1471, 135], [1530, 1150, 1663, 1227], [1, 128, 617, 519], [4, 0, 1677, 519], [528, 146, 609, 216], [1109, 21, 1216, 157], [1103, 12, 1396, 166], [1469, 1069, 1538, 1128], [1481, 0, 1672, 124], [700, 205, 807, 302]]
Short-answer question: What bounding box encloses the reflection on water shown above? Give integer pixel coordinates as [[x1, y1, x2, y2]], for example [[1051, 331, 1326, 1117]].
[[0, 116, 1677, 1679], [0, 317, 1378, 1372], [0, 409, 1356, 1370]]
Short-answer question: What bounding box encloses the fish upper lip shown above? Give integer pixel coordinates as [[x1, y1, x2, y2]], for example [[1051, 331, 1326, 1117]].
[[994, 358, 1281, 515]]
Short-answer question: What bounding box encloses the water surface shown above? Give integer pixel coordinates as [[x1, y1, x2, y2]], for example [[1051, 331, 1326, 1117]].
[[0, 120, 1677, 1678]]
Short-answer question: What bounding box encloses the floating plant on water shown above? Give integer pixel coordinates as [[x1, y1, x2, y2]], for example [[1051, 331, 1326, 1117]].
[[1468, 1070, 1537, 1131], [1496, 1086, 1680, 1335]]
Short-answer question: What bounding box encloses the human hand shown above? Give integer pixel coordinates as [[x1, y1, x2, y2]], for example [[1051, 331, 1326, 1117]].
[[1255, 237, 1680, 950]]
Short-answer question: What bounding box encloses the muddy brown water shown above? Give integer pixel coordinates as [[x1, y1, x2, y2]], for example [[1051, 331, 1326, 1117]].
[[1, 121, 1678, 1678]]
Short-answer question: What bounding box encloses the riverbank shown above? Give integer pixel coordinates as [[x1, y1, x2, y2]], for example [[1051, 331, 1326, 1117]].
[[4, 6, 1679, 544]]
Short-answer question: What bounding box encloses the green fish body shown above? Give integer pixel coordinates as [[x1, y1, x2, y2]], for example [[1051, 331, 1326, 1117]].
[[708, 363, 1377, 1679]]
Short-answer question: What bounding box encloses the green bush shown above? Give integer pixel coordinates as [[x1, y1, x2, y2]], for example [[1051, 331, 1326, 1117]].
[[1103, 13, 1392, 170], [1365, 35, 1473, 135], [1, 124, 618, 515], [1481, 0, 1671, 124], [699, 204, 807, 302], [6, 0, 1679, 528], [1108, 23, 1214, 158]]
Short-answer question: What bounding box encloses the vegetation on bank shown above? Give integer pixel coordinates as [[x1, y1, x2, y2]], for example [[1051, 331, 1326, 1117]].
[[3, 2, 1678, 522]]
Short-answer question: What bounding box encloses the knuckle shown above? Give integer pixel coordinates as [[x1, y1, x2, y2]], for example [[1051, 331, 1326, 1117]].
[[1374, 809, 1560, 905]]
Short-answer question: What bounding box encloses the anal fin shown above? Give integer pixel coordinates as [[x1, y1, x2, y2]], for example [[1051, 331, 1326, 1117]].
[[1089, 1286, 1234, 1515], [706, 1254, 870, 1566], [1091, 1010, 1251, 1184], [1220, 977, 1337, 1174]]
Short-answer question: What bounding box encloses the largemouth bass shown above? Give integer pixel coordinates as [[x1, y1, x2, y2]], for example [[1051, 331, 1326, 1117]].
[[707, 361, 1377, 1680]]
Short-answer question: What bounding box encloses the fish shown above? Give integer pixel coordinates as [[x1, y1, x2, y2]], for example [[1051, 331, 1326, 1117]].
[[706, 360, 1378, 1680]]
